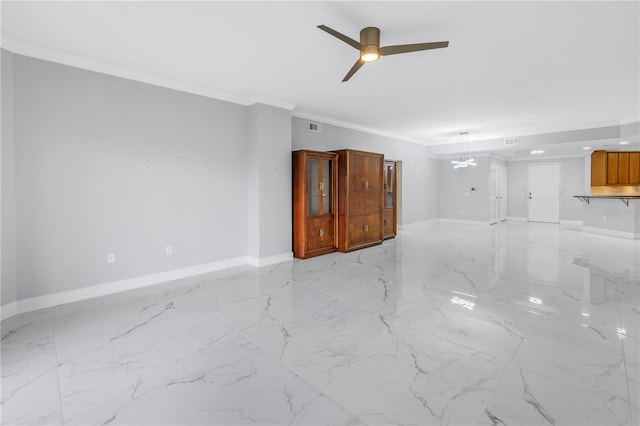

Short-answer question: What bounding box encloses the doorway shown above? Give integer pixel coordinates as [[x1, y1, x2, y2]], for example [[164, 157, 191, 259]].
[[489, 164, 507, 225], [527, 163, 560, 223]]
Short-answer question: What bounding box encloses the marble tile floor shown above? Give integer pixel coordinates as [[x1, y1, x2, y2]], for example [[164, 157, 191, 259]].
[[1, 221, 639, 425]]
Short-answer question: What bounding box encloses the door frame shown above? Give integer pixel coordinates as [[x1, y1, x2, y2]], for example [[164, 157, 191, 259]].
[[489, 163, 507, 225]]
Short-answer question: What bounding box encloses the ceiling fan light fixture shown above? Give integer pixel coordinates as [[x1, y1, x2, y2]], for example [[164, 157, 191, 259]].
[[361, 51, 380, 62]]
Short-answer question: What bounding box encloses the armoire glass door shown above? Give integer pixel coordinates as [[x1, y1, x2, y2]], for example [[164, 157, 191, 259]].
[[307, 156, 332, 216]]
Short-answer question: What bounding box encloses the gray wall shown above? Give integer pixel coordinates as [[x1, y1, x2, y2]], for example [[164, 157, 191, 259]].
[[438, 157, 490, 222], [582, 199, 640, 234], [291, 117, 439, 225], [247, 104, 292, 260], [507, 157, 585, 221], [12, 52, 253, 299], [1, 49, 17, 305]]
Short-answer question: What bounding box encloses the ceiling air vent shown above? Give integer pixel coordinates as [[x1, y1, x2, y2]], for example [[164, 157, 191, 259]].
[[504, 138, 520, 146], [308, 122, 323, 133]]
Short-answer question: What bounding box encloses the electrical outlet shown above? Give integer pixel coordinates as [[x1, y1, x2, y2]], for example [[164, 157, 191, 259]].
[[166, 245, 173, 255], [107, 253, 115, 264]]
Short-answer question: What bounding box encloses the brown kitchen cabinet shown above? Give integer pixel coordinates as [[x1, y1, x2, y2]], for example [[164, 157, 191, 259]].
[[333, 149, 384, 252], [292, 150, 338, 259], [591, 150, 640, 186], [383, 160, 397, 239]]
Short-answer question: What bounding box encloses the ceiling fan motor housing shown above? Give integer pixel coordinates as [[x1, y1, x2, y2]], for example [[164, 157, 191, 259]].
[[360, 27, 380, 59]]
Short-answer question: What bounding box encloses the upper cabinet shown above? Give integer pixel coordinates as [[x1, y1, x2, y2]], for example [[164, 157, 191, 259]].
[[333, 149, 384, 252], [591, 150, 640, 186], [292, 150, 338, 259]]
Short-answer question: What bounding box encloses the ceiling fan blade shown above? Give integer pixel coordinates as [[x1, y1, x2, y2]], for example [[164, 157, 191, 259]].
[[380, 41, 449, 56], [342, 59, 366, 82], [317, 25, 362, 50]]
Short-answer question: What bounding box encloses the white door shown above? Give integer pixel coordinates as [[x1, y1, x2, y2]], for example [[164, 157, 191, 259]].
[[489, 164, 508, 224], [489, 164, 499, 224], [528, 163, 560, 223], [498, 165, 507, 221]]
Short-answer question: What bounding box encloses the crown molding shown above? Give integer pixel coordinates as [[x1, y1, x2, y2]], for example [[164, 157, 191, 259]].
[[1, 36, 296, 111], [292, 110, 427, 146], [2, 36, 636, 142], [507, 153, 586, 162]]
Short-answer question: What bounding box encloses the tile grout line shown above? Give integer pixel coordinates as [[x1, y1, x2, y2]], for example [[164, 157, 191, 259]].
[[178, 282, 365, 424]]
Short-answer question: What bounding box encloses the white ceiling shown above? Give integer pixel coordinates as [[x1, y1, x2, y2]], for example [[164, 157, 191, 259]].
[[2, 1, 639, 156]]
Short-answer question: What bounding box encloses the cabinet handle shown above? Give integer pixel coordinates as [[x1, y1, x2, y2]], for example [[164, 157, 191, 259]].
[[320, 181, 324, 191], [320, 228, 324, 238], [363, 224, 369, 232]]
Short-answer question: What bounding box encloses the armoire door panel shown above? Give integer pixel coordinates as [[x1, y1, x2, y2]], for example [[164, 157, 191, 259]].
[[347, 216, 368, 245], [305, 216, 335, 253], [293, 150, 338, 259], [383, 160, 397, 239], [363, 213, 382, 243], [384, 209, 394, 237], [346, 214, 382, 247], [305, 218, 325, 252], [333, 149, 385, 252]]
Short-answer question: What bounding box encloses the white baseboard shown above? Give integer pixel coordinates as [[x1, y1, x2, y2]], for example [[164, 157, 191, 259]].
[[246, 252, 293, 267], [507, 216, 527, 222], [437, 218, 490, 226], [398, 219, 438, 232], [1, 301, 18, 322], [1, 253, 293, 321], [582, 226, 640, 240], [560, 220, 583, 229]]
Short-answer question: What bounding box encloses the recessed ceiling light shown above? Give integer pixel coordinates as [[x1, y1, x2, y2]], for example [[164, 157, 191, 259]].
[[620, 141, 629, 145], [530, 150, 544, 154], [583, 147, 591, 150]]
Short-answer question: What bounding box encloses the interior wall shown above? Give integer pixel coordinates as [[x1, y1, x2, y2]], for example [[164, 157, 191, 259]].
[[582, 199, 640, 235], [1, 49, 17, 306], [247, 104, 292, 260], [507, 157, 585, 221], [12, 52, 251, 300], [291, 117, 439, 225], [438, 158, 490, 222]]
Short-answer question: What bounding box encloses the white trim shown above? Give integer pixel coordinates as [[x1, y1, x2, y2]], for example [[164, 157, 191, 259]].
[[507, 216, 528, 222], [0, 254, 292, 320], [246, 252, 293, 268], [559, 220, 583, 229], [582, 226, 640, 240], [292, 110, 428, 148], [507, 154, 586, 162], [437, 218, 490, 226], [1, 37, 296, 111], [398, 219, 439, 232], [1, 302, 18, 322]]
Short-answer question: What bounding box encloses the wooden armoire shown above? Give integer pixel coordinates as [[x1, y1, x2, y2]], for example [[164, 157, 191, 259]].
[[292, 150, 338, 259], [333, 149, 384, 252], [383, 160, 397, 239]]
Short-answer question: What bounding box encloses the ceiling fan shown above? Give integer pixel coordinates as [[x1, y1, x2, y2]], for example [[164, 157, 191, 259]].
[[317, 25, 449, 82]]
